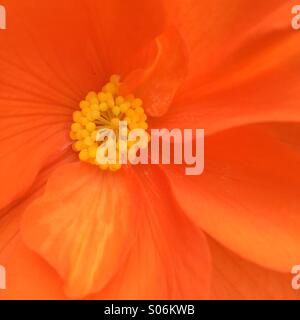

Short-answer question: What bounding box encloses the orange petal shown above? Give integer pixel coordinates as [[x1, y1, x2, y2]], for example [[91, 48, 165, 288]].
[[86, 0, 166, 76], [156, 2, 300, 134], [0, 151, 75, 254], [91, 166, 211, 299], [0, 114, 70, 209], [21, 162, 142, 299], [0, 0, 90, 209], [4, 163, 210, 299], [165, 0, 291, 83], [2, 0, 165, 95], [0, 156, 74, 300], [122, 27, 188, 117], [1, 0, 105, 103], [209, 238, 300, 300], [0, 0, 166, 209], [0, 236, 65, 300], [161, 123, 300, 272]]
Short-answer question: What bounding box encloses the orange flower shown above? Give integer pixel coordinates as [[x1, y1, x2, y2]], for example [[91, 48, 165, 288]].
[[0, 0, 300, 300]]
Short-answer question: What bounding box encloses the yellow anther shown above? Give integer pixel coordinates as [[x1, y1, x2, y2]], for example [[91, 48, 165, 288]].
[[70, 75, 149, 172], [88, 110, 100, 121], [140, 114, 147, 122], [82, 106, 90, 116], [92, 110, 100, 118], [70, 131, 77, 140], [116, 96, 125, 105], [129, 122, 138, 130], [132, 114, 140, 123], [80, 100, 89, 109], [112, 106, 121, 116], [99, 102, 108, 112], [75, 132, 82, 140], [86, 91, 98, 102], [80, 129, 89, 139], [136, 107, 144, 115], [91, 98, 99, 105], [71, 123, 82, 132], [120, 102, 130, 113], [86, 122, 96, 132], [98, 92, 107, 102], [107, 97, 115, 108], [111, 118, 119, 128], [132, 98, 143, 108], [73, 140, 84, 152], [79, 149, 89, 161], [91, 104, 100, 112], [91, 130, 98, 141], [73, 111, 82, 123], [103, 83, 118, 95], [88, 145, 98, 158], [84, 137, 94, 147], [126, 109, 135, 118], [80, 117, 89, 126]]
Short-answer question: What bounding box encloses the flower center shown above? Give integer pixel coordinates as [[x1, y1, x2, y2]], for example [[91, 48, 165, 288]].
[[69, 75, 149, 171]]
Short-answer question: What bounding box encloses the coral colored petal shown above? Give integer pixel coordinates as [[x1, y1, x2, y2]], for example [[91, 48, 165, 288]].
[[165, 0, 290, 82], [86, 0, 166, 76], [0, 151, 75, 254], [1, 0, 106, 104], [0, 156, 74, 300], [0, 236, 65, 300], [0, 0, 91, 209], [92, 166, 211, 300], [153, 33, 300, 134], [0, 116, 70, 210], [209, 238, 300, 300], [161, 124, 300, 273], [2, 0, 165, 95], [156, 2, 300, 133], [0, 0, 165, 209], [21, 162, 142, 299], [122, 27, 188, 117]]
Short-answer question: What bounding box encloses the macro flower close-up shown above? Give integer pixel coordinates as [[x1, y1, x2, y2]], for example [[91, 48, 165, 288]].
[[0, 0, 300, 301]]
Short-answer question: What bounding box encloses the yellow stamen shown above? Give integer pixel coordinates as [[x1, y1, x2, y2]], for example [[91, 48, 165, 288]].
[[70, 75, 150, 172]]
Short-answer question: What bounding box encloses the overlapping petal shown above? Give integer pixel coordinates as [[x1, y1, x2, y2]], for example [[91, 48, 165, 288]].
[[0, 236, 65, 300], [0, 0, 165, 209], [162, 123, 300, 272], [165, 0, 293, 83], [155, 1, 300, 134], [21, 162, 142, 298], [0, 155, 74, 300], [0, 0, 299, 301], [21, 164, 211, 299], [209, 238, 300, 300], [122, 27, 188, 117], [92, 166, 211, 300]]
